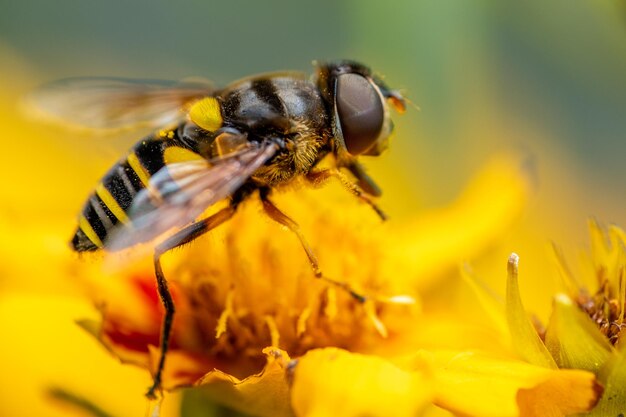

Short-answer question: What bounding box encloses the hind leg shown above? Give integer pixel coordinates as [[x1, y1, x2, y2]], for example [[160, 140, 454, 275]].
[[146, 205, 237, 399]]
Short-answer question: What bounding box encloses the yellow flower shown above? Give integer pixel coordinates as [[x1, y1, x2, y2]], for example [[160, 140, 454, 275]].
[[0, 47, 600, 417], [68, 154, 601, 417], [489, 221, 626, 416]]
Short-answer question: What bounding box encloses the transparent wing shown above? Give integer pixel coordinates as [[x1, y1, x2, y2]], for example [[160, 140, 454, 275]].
[[26, 77, 214, 131], [106, 142, 278, 250]]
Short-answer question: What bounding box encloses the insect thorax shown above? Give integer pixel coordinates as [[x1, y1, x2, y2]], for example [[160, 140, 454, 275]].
[[219, 75, 332, 185]]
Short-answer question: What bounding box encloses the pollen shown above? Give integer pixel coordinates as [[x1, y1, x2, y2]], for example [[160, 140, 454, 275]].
[[158, 129, 174, 139], [559, 220, 626, 346], [156, 189, 415, 378], [575, 268, 626, 345]]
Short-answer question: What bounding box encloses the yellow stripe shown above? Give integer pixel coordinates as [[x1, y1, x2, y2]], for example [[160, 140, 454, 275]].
[[127, 152, 151, 187], [163, 146, 204, 165], [96, 183, 129, 224], [78, 215, 103, 248], [189, 97, 223, 131]]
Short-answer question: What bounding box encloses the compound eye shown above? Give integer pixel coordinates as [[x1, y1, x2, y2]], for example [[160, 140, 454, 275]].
[[335, 73, 384, 155]]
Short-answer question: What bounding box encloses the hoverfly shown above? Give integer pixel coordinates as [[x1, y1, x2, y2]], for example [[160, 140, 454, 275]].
[[31, 61, 406, 397]]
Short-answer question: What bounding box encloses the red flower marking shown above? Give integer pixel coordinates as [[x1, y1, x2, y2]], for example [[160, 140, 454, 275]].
[[102, 319, 160, 353], [99, 274, 184, 353], [130, 273, 180, 322]]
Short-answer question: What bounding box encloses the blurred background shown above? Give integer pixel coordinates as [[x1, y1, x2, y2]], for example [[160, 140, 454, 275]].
[[1, 0, 626, 416]]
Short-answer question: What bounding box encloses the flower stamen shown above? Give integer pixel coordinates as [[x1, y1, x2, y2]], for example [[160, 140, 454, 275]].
[[364, 301, 388, 338], [568, 221, 626, 347], [215, 289, 235, 339], [296, 308, 311, 337], [264, 315, 280, 347]]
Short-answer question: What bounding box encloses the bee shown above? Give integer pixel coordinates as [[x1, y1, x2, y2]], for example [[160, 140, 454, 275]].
[[31, 61, 406, 397]]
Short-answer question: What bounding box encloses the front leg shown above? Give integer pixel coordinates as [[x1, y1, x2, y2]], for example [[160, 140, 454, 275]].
[[305, 168, 387, 221], [259, 188, 367, 303], [304, 168, 334, 188], [346, 159, 382, 197], [331, 169, 387, 221]]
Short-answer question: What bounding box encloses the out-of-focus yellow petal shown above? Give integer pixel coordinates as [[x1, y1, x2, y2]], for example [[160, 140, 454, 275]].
[[388, 153, 534, 290], [291, 347, 432, 417], [0, 294, 150, 417], [374, 314, 512, 358], [506, 254, 557, 368], [0, 212, 82, 295], [544, 294, 614, 372], [398, 350, 601, 417], [193, 348, 293, 417], [460, 265, 511, 344], [588, 219, 616, 278]]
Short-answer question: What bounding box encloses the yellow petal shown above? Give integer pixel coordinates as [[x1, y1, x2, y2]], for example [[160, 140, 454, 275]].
[[460, 264, 511, 344], [388, 153, 534, 290], [506, 253, 557, 368], [544, 294, 614, 372], [193, 348, 293, 417], [587, 221, 626, 289], [549, 242, 583, 297], [515, 369, 603, 417], [0, 294, 150, 417], [591, 347, 626, 416], [291, 347, 432, 417], [398, 350, 601, 417], [375, 314, 513, 358]]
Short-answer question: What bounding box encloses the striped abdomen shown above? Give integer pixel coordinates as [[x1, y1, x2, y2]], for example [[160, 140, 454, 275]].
[[71, 128, 204, 252]]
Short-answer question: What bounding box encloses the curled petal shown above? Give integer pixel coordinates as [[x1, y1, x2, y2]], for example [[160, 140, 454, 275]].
[[192, 348, 293, 417], [291, 348, 432, 417], [147, 346, 216, 390]]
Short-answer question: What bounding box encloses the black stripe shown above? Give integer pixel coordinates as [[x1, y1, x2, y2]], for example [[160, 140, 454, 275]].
[[104, 165, 136, 211], [133, 132, 195, 177], [251, 79, 285, 115], [91, 194, 118, 227], [71, 227, 99, 252], [134, 136, 168, 175], [222, 90, 241, 115], [82, 199, 108, 242], [121, 162, 145, 193]]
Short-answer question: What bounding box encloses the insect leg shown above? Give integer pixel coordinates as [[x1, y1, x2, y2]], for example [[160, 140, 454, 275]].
[[304, 169, 333, 187], [259, 189, 366, 303], [146, 204, 237, 399], [346, 159, 382, 197], [332, 169, 388, 221]]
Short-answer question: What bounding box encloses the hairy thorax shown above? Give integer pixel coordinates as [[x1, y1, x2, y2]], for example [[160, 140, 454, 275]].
[[219, 75, 332, 186], [252, 126, 330, 186]]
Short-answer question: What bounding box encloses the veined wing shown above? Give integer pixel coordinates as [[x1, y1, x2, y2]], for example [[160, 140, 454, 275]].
[[106, 141, 278, 251], [26, 77, 214, 131]]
